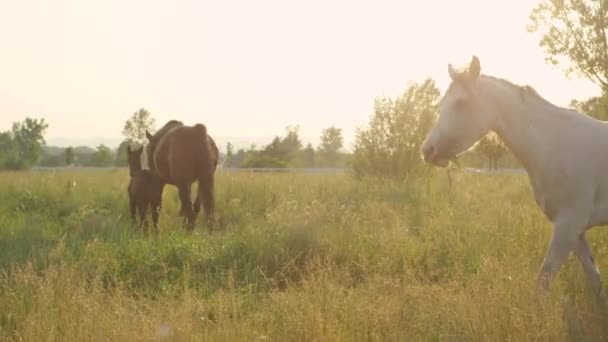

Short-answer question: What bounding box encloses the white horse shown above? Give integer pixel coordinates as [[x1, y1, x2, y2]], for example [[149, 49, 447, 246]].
[[421, 56, 606, 294]]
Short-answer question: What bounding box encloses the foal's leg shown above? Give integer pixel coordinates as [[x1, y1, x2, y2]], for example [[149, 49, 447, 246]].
[[178, 185, 194, 230], [573, 234, 603, 295], [151, 203, 160, 234], [129, 195, 137, 225], [139, 203, 149, 235], [538, 216, 582, 290], [151, 184, 164, 235]]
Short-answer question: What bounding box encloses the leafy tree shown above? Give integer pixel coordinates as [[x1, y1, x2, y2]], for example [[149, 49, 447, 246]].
[[224, 142, 234, 167], [569, 92, 608, 120], [242, 126, 302, 168], [229, 148, 248, 168], [0, 132, 17, 169], [115, 140, 131, 166], [276, 125, 302, 161], [91, 144, 113, 167], [65, 147, 75, 166], [528, 0, 608, 90], [353, 78, 439, 179], [303, 143, 316, 167], [0, 117, 48, 170], [318, 126, 343, 166], [123, 108, 156, 145], [12, 118, 49, 168], [476, 135, 506, 171]]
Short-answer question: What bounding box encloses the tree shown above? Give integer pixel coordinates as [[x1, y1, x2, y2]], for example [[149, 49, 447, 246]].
[[224, 142, 234, 167], [115, 140, 131, 166], [91, 144, 113, 167], [569, 92, 608, 120], [476, 135, 506, 171], [528, 0, 608, 90], [13, 118, 49, 168], [303, 143, 316, 167], [65, 147, 75, 166], [242, 126, 303, 168], [353, 78, 439, 179], [0, 132, 17, 169], [123, 108, 156, 145], [0, 117, 48, 170], [318, 126, 343, 167]]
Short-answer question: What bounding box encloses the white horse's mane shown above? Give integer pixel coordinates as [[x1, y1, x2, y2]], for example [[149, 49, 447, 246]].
[[480, 75, 560, 109]]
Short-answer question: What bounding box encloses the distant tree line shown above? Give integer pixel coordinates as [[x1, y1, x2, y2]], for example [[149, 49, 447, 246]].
[[223, 125, 350, 168], [2, 95, 521, 174]]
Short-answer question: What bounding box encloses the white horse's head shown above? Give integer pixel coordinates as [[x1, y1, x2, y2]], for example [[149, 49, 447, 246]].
[[421, 56, 495, 167]]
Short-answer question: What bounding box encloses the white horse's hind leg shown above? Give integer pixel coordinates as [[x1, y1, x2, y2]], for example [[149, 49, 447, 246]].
[[538, 217, 582, 290], [574, 235, 603, 295]]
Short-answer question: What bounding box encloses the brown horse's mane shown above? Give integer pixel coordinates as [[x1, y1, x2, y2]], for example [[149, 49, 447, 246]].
[[152, 120, 184, 140]]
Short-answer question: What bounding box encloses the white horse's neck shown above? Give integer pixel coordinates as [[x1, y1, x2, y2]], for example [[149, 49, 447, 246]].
[[478, 76, 565, 175]]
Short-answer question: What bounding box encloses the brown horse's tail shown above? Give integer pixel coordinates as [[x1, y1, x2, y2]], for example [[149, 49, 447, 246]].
[[192, 123, 215, 224], [191, 124, 209, 174]]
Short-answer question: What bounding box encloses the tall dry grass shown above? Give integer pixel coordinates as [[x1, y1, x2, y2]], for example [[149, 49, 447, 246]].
[[0, 170, 606, 341]]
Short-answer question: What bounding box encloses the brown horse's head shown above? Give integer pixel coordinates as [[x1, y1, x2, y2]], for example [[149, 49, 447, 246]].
[[146, 120, 184, 171], [127, 145, 144, 177]]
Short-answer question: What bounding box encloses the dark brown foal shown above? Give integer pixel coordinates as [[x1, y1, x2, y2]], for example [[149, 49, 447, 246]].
[[127, 145, 163, 234]]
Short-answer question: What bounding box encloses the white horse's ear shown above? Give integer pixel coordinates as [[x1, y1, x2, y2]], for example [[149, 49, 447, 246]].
[[448, 64, 457, 80], [468, 55, 480, 79]]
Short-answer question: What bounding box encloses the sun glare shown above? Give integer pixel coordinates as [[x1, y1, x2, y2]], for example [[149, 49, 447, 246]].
[[0, 0, 599, 147]]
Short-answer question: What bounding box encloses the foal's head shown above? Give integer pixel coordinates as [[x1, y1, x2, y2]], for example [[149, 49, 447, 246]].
[[127, 145, 144, 177], [421, 56, 495, 167]]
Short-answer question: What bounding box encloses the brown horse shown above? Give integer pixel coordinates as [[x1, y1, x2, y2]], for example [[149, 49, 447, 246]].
[[146, 120, 219, 230], [127, 145, 163, 234]]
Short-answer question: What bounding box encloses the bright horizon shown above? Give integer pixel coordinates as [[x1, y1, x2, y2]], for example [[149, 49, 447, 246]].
[[0, 0, 600, 150]]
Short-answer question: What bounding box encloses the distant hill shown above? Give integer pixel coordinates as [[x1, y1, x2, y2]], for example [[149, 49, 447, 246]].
[[73, 146, 96, 154], [40, 145, 113, 167], [43, 145, 96, 156], [46, 137, 123, 149], [46, 135, 321, 154]]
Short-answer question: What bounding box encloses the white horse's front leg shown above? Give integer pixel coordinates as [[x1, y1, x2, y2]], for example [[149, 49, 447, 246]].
[[538, 215, 584, 290], [574, 234, 603, 295]]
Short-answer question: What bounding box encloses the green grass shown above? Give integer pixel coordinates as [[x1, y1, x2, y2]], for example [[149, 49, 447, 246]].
[[0, 169, 607, 341]]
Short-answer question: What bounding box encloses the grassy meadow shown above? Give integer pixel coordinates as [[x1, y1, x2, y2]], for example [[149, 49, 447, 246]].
[[0, 169, 607, 341]]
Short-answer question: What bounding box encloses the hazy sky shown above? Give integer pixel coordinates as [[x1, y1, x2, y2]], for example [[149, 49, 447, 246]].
[[0, 0, 600, 149]]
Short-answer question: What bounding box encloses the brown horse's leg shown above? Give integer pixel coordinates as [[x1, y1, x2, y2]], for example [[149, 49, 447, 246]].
[[178, 184, 191, 217], [198, 172, 215, 229], [178, 185, 194, 230]]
